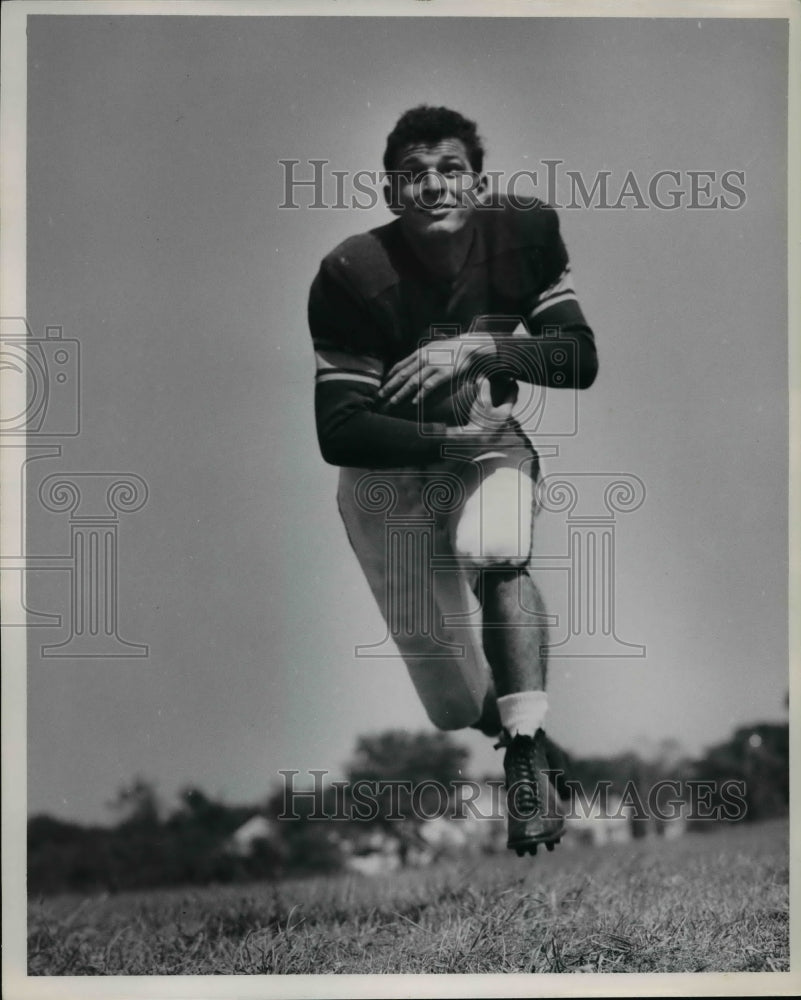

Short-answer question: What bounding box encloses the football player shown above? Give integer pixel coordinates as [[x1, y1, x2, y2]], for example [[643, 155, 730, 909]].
[[308, 106, 598, 855]]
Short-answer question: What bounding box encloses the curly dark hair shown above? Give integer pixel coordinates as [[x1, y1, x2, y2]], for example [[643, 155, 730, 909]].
[[383, 105, 485, 173]]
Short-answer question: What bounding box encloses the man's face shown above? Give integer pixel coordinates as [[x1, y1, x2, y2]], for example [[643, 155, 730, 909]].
[[387, 138, 485, 239]]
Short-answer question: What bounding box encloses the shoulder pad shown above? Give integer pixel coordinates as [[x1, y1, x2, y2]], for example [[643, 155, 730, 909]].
[[479, 195, 556, 254], [320, 223, 400, 302]]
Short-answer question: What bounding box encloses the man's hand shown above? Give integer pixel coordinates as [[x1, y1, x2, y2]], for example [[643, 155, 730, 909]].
[[378, 335, 496, 407]]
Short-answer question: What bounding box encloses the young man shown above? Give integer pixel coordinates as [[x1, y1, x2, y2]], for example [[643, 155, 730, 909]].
[[308, 106, 598, 855]]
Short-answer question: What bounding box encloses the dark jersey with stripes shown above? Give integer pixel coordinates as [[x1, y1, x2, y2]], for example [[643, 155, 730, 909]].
[[308, 196, 597, 468]]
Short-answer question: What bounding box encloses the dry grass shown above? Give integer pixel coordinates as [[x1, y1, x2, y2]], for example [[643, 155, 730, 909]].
[[28, 818, 789, 975]]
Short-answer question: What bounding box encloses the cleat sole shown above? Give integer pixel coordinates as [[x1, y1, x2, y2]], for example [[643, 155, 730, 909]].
[[510, 836, 561, 856]]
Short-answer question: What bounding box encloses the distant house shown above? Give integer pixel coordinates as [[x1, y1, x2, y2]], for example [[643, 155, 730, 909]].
[[340, 803, 506, 874], [345, 850, 402, 877], [657, 814, 688, 840], [418, 815, 468, 850], [564, 793, 633, 848], [563, 790, 689, 846], [226, 815, 276, 856], [342, 829, 402, 876]]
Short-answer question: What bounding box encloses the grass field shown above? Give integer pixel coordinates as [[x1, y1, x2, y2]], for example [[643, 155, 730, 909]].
[[28, 818, 789, 975]]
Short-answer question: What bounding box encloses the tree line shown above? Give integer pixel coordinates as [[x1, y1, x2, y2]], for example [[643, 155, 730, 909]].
[[28, 721, 788, 895]]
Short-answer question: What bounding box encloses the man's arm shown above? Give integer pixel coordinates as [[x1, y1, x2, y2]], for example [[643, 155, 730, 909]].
[[315, 355, 515, 468], [314, 355, 450, 467], [310, 267, 500, 468], [487, 208, 598, 390]]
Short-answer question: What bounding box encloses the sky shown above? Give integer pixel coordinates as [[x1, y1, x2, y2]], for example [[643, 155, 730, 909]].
[[19, 13, 790, 824]]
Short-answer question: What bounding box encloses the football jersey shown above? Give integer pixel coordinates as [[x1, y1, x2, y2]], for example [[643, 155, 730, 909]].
[[308, 196, 597, 468]]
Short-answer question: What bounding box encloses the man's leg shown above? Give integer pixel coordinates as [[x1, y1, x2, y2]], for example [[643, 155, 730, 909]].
[[336, 465, 494, 731], [456, 462, 549, 732], [463, 567, 549, 737], [482, 568, 564, 854], [454, 459, 564, 854], [481, 566, 547, 694]]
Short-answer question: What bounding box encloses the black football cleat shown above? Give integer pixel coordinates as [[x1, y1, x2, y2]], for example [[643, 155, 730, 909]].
[[495, 728, 565, 857]]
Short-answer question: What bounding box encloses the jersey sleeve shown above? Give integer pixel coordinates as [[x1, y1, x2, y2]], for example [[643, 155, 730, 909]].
[[308, 259, 452, 468], [490, 207, 598, 390]]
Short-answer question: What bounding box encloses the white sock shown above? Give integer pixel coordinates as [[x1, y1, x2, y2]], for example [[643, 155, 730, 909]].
[[497, 691, 548, 738]]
